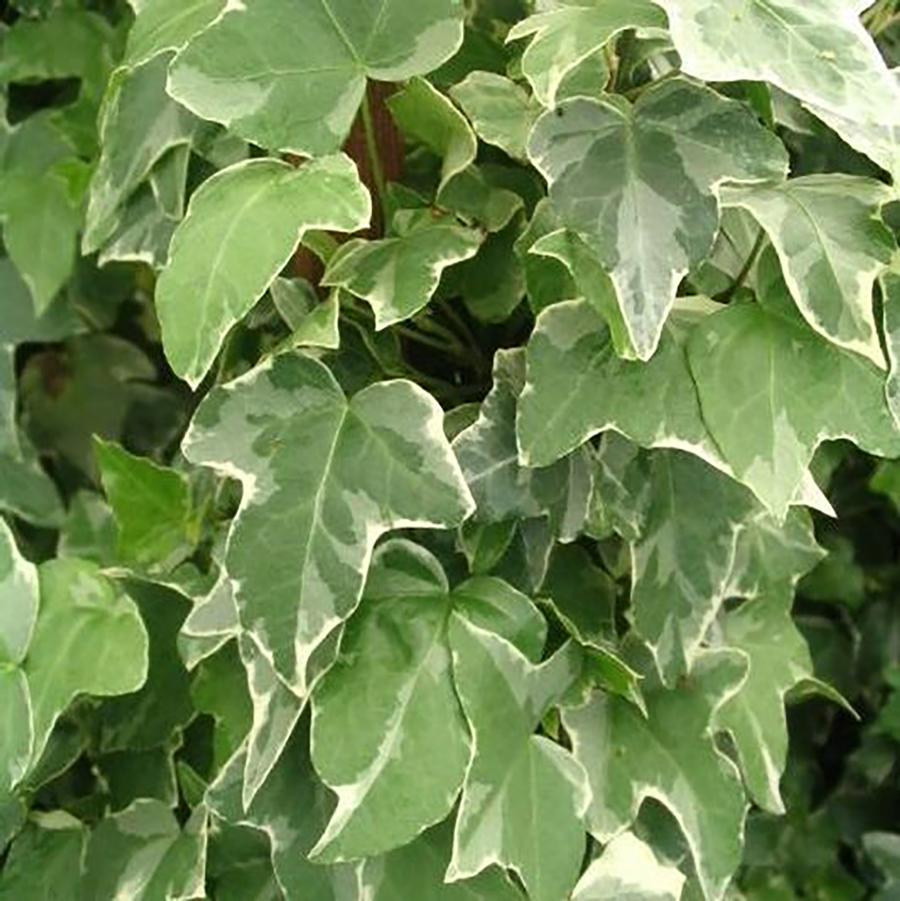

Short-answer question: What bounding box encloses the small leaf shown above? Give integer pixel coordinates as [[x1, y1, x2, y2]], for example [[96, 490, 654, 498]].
[[270, 278, 341, 350], [156, 155, 370, 387], [0, 517, 39, 666], [323, 211, 482, 329], [182, 353, 474, 694], [94, 438, 194, 570]]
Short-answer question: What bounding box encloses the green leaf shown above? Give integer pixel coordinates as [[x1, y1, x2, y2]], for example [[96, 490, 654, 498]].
[[389, 77, 478, 195], [0, 518, 39, 666], [156, 155, 370, 387], [571, 832, 686, 901], [0, 812, 86, 901], [447, 619, 589, 901], [880, 265, 900, 430], [625, 449, 757, 683], [83, 55, 196, 254], [80, 800, 207, 901], [564, 649, 749, 901], [656, 0, 900, 178], [528, 78, 787, 359], [323, 210, 482, 329], [450, 72, 541, 161], [125, 0, 226, 68], [182, 353, 474, 694], [507, 0, 666, 106], [721, 176, 895, 366], [22, 559, 149, 775], [687, 298, 900, 518], [310, 539, 545, 862], [454, 349, 592, 539], [94, 438, 194, 570], [715, 592, 815, 814], [169, 0, 464, 155], [270, 279, 341, 350]]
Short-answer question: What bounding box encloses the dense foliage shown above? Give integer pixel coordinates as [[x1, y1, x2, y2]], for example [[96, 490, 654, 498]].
[[2, 0, 900, 898]]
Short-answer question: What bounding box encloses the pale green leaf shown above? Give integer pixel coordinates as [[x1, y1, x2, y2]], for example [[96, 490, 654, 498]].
[[527, 78, 787, 359], [447, 619, 589, 901], [564, 649, 749, 901], [656, 0, 900, 178], [83, 55, 196, 254], [572, 832, 686, 901], [389, 77, 477, 195], [454, 349, 592, 539], [323, 211, 482, 329], [880, 264, 900, 430], [311, 540, 545, 862], [687, 297, 900, 518], [507, 0, 666, 106], [182, 353, 474, 694], [156, 155, 370, 387], [0, 670, 31, 797], [125, 0, 226, 68], [721, 176, 895, 366], [24, 558, 149, 773], [450, 72, 541, 160], [0, 517, 39, 665], [94, 438, 194, 570], [715, 592, 814, 814], [270, 279, 341, 350], [169, 0, 464, 156]]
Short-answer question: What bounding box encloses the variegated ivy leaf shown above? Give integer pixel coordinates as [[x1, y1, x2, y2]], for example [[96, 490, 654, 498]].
[[527, 78, 788, 359], [270, 279, 341, 350], [0, 520, 38, 795], [322, 210, 482, 329], [207, 719, 360, 901], [517, 299, 720, 469], [564, 649, 749, 901], [450, 72, 541, 161], [359, 818, 525, 900], [310, 540, 545, 862], [124, 0, 225, 68], [82, 54, 196, 254], [715, 592, 816, 815], [79, 800, 207, 900], [447, 618, 589, 901], [571, 832, 686, 901], [687, 292, 900, 518], [507, 0, 666, 106], [721, 176, 895, 367], [389, 77, 478, 196], [624, 449, 757, 684], [182, 353, 474, 696], [454, 349, 593, 540], [655, 0, 900, 179], [156, 155, 370, 387], [169, 0, 464, 156]]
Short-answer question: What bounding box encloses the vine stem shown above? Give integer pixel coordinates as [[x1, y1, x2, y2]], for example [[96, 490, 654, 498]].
[[721, 228, 766, 302], [361, 88, 388, 221]]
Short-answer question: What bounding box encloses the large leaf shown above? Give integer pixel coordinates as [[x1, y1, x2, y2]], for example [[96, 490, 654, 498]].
[[124, 0, 226, 68], [507, 0, 666, 106], [0, 519, 38, 666], [687, 296, 900, 517], [528, 77, 787, 359], [310, 540, 545, 861], [715, 592, 815, 814], [182, 353, 474, 695], [156, 155, 370, 387], [447, 619, 589, 901], [323, 210, 482, 329], [655, 0, 900, 178], [564, 650, 749, 901], [169, 0, 464, 156], [721, 176, 895, 366]]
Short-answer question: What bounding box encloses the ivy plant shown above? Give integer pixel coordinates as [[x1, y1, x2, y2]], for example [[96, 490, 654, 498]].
[[2, 0, 900, 898]]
